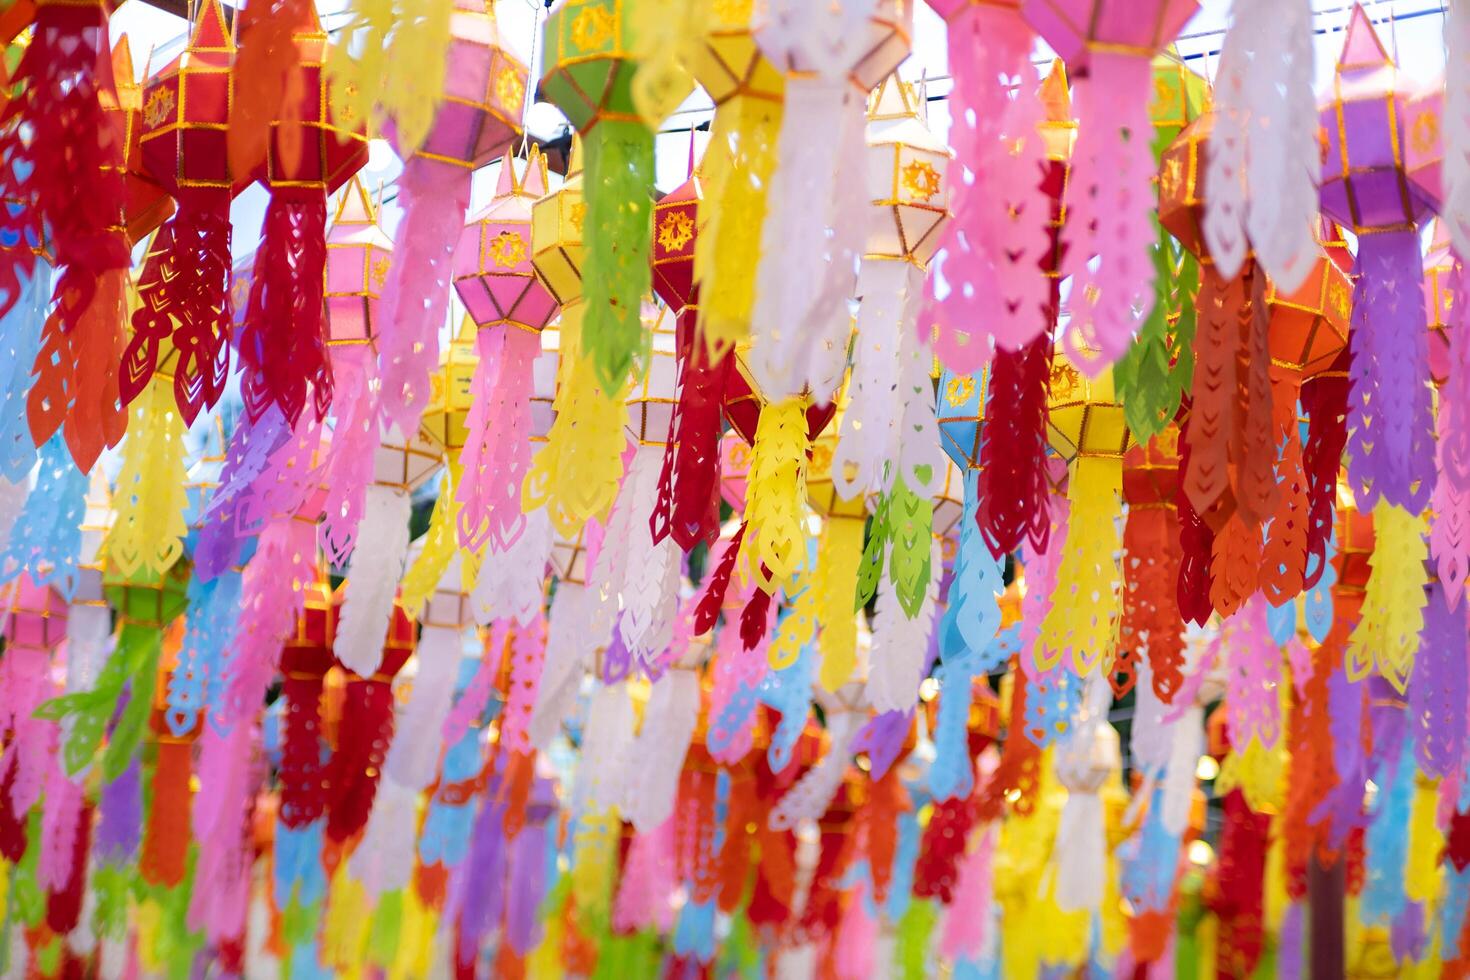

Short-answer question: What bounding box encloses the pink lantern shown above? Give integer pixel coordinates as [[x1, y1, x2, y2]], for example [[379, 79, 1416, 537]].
[[453, 148, 560, 553], [1318, 6, 1436, 511], [320, 177, 396, 565], [377, 0, 528, 438], [1020, 0, 1198, 375]]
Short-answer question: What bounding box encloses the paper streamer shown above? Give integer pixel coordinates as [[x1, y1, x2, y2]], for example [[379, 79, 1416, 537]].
[[621, 670, 701, 833], [334, 483, 413, 676]]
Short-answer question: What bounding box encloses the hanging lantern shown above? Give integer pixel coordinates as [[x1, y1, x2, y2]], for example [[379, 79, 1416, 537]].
[[454, 148, 560, 552], [102, 35, 174, 246], [377, 0, 527, 436], [1264, 220, 1353, 420], [1318, 7, 1436, 511], [746, 1, 913, 402], [541, 0, 670, 394], [128, 0, 250, 426], [1021, 0, 1199, 376], [333, 426, 441, 677], [936, 367, 989, 474], [319, 177, 394, 565], [420, 317, 479, 460]]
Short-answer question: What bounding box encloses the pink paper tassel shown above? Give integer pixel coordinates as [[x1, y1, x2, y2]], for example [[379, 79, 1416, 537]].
[[1061, 54, 1157, 376], [188, 723, 256, 944], [612, 816, 678, 935], [320, 345, 381, 565], [38, 749, 83, 892], [457, 326, 539, 550], [377, 157, 472, 436], [925, 4, 1051, 369], [834, 880, 878, 980], [941, 825, 995, 961], [442, 619, 510, 751]]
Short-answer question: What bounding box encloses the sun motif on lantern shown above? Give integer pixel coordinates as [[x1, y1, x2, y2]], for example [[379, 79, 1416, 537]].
[[369, 256, 390, 290], [944, 375, 974, 406], [900, 159, 942, 202], [496, 67, 526, 113], [570, 201, 587, 232], [143, 88, 175, 129], [656, 210, 694, 253], [1048, 360, 1081, 400], [488, 230, 528, 268], [1411, 110, 1439, 156], [571, 6, 615, 49]]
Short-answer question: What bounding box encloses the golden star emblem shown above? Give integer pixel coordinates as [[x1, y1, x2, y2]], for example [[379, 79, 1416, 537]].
[[495, 67, 525, 114], [1411, 111, 1439, 156], [1048, 362, 1080, 400], [656, 210, 694, 254], [143, 87, 176, 130], [944, 375, 974, 407], [569, 201, 587, 233], [488, 230, 527, 268], [570, 7, 615, 51], [900, 159, 942, 202], [369, 256, 390, 290]]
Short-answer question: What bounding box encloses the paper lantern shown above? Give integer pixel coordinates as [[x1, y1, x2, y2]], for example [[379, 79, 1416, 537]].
[[1, 574, 68, 652], [935, 366, 989, 473], [419, 317, 478, 457], [453, 149, 561, 552], [1021, 0, 1199, 375], [321, 178, 395, 565], [541, 0, 661, 393], [625, 301, 679, 450], [102, 36, 173, 246], [128, 0, 249, 425], [1318, 7, 1435, 511], [530, 136, 585, 310], [377, 0, 527, 437], [1045, 359, 1131, 465]]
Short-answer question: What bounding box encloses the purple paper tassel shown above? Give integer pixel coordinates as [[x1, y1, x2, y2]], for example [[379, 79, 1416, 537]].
[[93, 759, 142, 864], [1279, 902, 1304, 980], [602, 627, 632, 684], [1410, 586, 1469, 778], [852, 710, 913, 782], [195, 408, 290, 580], [453, 792, 507, 966], [1346, 230, 1436, 511], [1390, 901, 1426, 964], [504, 819, 549, 954], [1311, 668, 1370, 849]]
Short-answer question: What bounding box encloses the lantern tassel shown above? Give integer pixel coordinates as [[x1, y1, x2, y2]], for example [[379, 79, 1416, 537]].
[[378, 157, 470, 436], [458, 325, 539, 551], [867, 537, 942, 713], [334, 483, 413, 676], [109, 381, 190, 578], [743, 397, 811, 593], [768, 711, 861, 831], [835, 259, 907, 499], [384, 621, 463, 790], [654, 311, 732, 551], [1347, 502, 1428, 693], [320, 346, 380, 564], [814, 514, 866, 692], [0, 263, 51, 481], [620, 670, 700, 833], [1061, 55, 1158, 376], [470, 506, 551, 629], [222, 516, 316, 727], [977, 332, 1054, 558], [240, 189, 332, 426], [1038, 456, 1123, 677]]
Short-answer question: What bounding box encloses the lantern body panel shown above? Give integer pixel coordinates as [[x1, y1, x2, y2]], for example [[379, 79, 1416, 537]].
[[1046, 358, 1131, 462], [256, 22, 368, 194], [936, 366, 988, 472], [1020, 0, 1197, 65], [454, 153, 558, 332], [325, 179, 394, 347]]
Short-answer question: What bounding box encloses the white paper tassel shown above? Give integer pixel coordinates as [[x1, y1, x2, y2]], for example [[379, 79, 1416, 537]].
[[865, 538, 941, 713], [334, 484, 413, 676], [1204, 15, 1251, 280], [571, 682, 637, 817], [528, 581, 600, 750], [609, 450, 681, 671], [1245, 0, 1317, 291], [834, 259, 908, 499], [471, 506, 551, 628], [1052, 676, 1119, 913], [245, 876, 281, 980], [620, 669, 701, 833], [768, 710, 861, 830], [350, 779, 419, 898], [1445, 0, 1470, 256], [1162, 703, 1205, 837], [383, 623, 463, 790], [1129, 658, 1175, 778], [0, 476, 25, 555], [894, 284, 944, 497]]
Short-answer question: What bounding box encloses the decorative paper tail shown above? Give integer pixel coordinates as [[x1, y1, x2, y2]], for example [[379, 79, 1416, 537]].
[[977, 331, 1053, 558], [383, 622, 463, 790], [457, 326, 539, 552], [378, 157, 471, 436], [334, 484, 413, 676], [240, 189, 332, 426], [108, 381, 190, 577], [656, 310, 731, 551], [0, 263, 51, 481], [320, 346, 381, 565]]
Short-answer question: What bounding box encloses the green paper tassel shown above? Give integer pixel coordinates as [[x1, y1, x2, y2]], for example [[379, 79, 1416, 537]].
[[887, 475, 933, 618], [1114, 226, 1198, 442], [895, 897, 939, 980], [856, 496, 891, 612], [582, 119, 654, 394]]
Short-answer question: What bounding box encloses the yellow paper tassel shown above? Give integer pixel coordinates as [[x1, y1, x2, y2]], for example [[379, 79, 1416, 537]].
[[995, 748, 1080, 979], [742, 397, 811, 593], [1347, 502, 1428, 693], [768, 563, 818, 673], [628, 0, 705, 127], [1264, 814, 1289, 934], [572, 807, 622, 933], [136, 898, 164, 973], [108, 380, 189, 577], [328, 0, 454, 155], [1404, 778, 1444, 905], [399, 461, 462, 617], [390, 886, 438, 980], [1196, 912, 1220, 980], [528, 894, 567, 979], [692, 16, 785, 355], [1037, 455, 1123, 676], [815, 515, 865, 690], [523, 304, 630, 538], [323, 862, 371, 968]]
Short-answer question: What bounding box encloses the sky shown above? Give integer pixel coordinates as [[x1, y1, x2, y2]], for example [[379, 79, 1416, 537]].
[[104, 0, 1453, 256]]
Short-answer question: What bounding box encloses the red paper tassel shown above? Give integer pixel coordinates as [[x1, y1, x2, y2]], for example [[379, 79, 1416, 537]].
[[125, 203, 235, 423], [976, 333, 1053, 559], [141, 737, 192, 887], [911, 793, 975, 904], [1210, 512, 1260, 618], [1261, 432, 1310, 605], [1446, 808, 1470, 872], [325, 643, 410, 843], [1300, 349, 1351, 590], [1185, 267, 1241, 520], [1175, 413, 1215, 626], [1212, 789, 1270, 977], [863, 766, 907, 904], [0, 757, 27, 861], [718, 769, 758, 914], [1121, 505, 1185, 702], [653, 310, 732, 552], [977, 656, 1040, 821], [45, 802, 93, 936], [240, 189, 332, 425], [739, 588, 772, 651], [693, 522, 745, 636], [0, 0, 127, 321], [279, 645, 333, 828]]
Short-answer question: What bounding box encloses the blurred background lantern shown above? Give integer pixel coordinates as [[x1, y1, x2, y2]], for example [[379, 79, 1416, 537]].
[[102, 35, 172, 246], [1022, 0, 1199, 375], [419, 317, 479, 463], [333, 425, 441, 677], [128, 0, 250, 425], [1265, 220, 1353, 422], [1318, 7, 1436, 511], [377, 0, 527, 438], [1425, 220, 1456, 388], [530, 135, 584, 312], [807, 401, 870, 691], [453, 147, 561, 554], [0, 573, 69, 835], [321, 177, 395, 565]]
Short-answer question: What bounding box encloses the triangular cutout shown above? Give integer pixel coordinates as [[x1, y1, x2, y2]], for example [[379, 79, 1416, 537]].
[[332, 175, 377, 227], [1040, 59, 1071, 123], [190, 0, 234, 51]]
